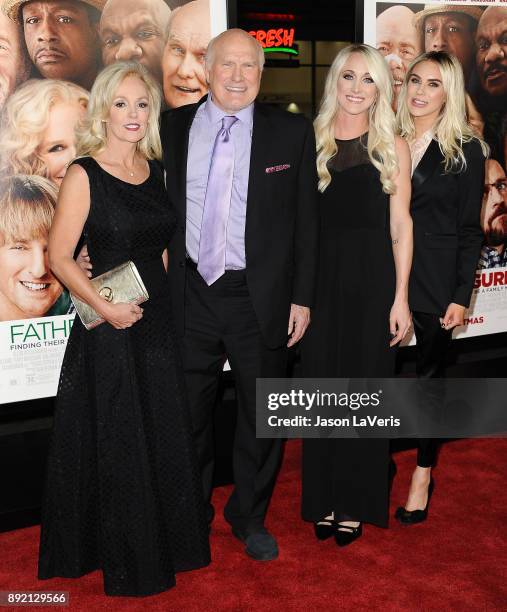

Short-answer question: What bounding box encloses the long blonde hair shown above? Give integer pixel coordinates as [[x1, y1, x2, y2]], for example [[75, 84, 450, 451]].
[[0, 79, 89, 178], [396, 51, 488, 172], [315, 43, 398, 194], [76, 61, 162, 160]]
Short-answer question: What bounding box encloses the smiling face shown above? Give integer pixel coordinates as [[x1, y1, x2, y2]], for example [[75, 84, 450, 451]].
[[205, 31, 262, 114], [161, 0, 210, 108], [376, 6, 421, 104], [336, 52, 377, 117], [37, 100, 85, 186], [22, 0, 99, 89], [423, 12, 476, 82], [0, 12, 31, 111], [0, 233, 62, 321], [406, 60, 446, 125], [476, 7, 507, 99], [105, 75, 150, 146], [481, 158, 507, 246], [100, 0, 170, 83]]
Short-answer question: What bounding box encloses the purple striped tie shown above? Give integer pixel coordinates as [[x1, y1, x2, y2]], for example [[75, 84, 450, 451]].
[[197, 115, 238, 286]]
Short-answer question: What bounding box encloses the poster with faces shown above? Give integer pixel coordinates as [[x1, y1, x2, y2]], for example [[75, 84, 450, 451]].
[[0, 0, 228, 404], [361, 0, 507, 341]]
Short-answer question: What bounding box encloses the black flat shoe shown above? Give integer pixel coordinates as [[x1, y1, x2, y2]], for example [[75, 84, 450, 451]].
[[334, 522, 362, 547], [395, 480, 434, 525], [314, 519, 336, 541]]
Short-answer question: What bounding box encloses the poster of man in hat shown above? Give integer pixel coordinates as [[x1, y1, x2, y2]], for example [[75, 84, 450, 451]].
[[414, 3, 482, 86], [363, 0, 507, 339], [3, 0, 104, 89]]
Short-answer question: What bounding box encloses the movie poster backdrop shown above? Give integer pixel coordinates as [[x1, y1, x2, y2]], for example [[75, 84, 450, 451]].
[[0, 0, 228, 403], [362, 0, 507, 343]]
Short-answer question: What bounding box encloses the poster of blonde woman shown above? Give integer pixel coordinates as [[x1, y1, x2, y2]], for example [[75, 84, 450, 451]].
[[0, 0, 229, 403], [360, 0, 507, 341]]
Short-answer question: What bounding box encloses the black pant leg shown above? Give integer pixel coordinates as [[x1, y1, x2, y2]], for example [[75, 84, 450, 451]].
[[182, 267, 226, 516], [223, 324, 287, 534], [183, 264, 287, 533], [412, 311, 453, 468]]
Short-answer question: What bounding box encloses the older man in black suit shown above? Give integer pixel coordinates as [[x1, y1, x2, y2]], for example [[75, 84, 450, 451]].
[[161, 28, 318, 561]]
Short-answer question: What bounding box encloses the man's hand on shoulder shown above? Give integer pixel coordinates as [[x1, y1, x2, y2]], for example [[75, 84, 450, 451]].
[[76, 244, 92, 278], [287, 304, 311, 347]]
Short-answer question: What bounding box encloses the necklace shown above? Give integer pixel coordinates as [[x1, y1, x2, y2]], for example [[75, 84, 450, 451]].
[[124, 156, 136, 177], [112, 161, 135, 177]]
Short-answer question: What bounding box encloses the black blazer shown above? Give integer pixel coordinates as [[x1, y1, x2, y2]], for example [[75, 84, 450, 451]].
[[409, 138, 486, 315], [160, 98, 319, 348]]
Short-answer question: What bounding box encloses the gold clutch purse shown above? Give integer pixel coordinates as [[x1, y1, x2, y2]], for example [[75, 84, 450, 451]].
[[71, 261, 149, 330]]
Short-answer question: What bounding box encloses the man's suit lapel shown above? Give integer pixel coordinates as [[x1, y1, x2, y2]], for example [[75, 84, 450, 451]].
[[246, 102, 270, 232], [412, 138, 443, 191]]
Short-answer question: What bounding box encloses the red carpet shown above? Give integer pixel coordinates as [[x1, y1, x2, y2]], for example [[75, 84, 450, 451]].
[[1, 439, 506, 611]]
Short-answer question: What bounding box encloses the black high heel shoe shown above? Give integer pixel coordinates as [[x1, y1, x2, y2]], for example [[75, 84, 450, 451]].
[[313, 518, 336, 541], [395, 479, 434, 525], [334, 522, 362, 547]]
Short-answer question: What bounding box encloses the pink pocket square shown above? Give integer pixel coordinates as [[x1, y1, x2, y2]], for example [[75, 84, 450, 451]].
[[265, 164, 291, 174]]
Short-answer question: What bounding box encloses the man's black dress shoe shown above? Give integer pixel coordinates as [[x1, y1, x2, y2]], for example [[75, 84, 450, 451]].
[[232, 527, 279, 561], [395, 480, 434, 525]]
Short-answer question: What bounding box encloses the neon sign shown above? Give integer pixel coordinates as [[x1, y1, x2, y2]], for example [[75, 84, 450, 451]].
[[249, 28, 298, 56]]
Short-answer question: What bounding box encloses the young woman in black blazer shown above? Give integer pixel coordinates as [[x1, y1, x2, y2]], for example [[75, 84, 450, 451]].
[[395, 51, 488, 524]]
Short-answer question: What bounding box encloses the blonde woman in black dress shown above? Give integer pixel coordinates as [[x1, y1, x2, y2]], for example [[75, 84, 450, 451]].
[[39, 61, 210, 596], [301, 44, 413, 546]]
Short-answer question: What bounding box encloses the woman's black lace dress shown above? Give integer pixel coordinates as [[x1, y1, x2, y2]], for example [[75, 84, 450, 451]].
[[38, 157, 210, 596]]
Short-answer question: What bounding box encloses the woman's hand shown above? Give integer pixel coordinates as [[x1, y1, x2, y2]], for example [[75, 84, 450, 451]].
[[440, 303, 465, 330], [100, 302, 143, 330], [389, 298, 412, 346]]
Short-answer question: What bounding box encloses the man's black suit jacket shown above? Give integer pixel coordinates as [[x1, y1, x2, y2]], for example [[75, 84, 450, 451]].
[[409, 138, 485, 315], [160, 98, 319, 349]]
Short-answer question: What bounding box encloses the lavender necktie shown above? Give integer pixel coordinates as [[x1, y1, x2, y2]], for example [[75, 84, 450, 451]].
[[197, 115, 238, 285]]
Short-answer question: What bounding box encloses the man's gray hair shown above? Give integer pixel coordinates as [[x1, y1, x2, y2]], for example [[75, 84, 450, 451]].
[[205, 28, 265, 70]]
